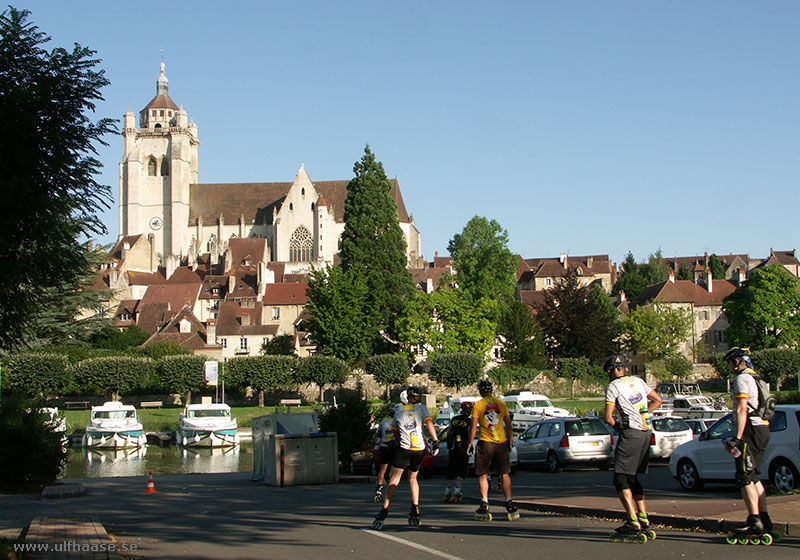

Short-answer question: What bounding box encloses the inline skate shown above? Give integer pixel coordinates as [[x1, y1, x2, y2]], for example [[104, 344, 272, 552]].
[[373, 484, 384, 503], [609, 521, 648, 543], [505, 500, 520, 521], [725, 515, 773, 545], [474, 502, 492, 522], [408, 505, 421, 527], [372, 507, 388, 530]]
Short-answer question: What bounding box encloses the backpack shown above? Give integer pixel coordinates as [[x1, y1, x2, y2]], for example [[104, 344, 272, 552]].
[[748, 373, 776, 422]]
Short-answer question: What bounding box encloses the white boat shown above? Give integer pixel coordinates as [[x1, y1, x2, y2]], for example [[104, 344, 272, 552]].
[[82, 401, 146, 449], [654, 382, 729, 419], [177, 403, 239, 447], [436, 396, 482, 426], [502, 391, 571, 433]]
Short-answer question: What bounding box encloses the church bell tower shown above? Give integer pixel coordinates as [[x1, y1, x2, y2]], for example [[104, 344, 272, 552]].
[[120, 61, 199, 262]]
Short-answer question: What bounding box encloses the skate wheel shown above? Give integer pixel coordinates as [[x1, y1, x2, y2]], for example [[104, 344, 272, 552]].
[[725, 535, 737, 545], [609, 535, 619, 543], [374, 496, 381, 503], [737, 537, 749, 545], [748, 536, 760, 545], [507, 512, 520, 522], [408, 517, 421, 527], [760, 534, 773, 546], [372, 520, 383, 530], [646, 530, 656, 540], [636, 533, 648, 544]]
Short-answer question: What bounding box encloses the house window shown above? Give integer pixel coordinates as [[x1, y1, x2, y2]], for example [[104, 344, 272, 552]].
[[239, 337, 248, 350], [715, 330, 724, 344], [148, 157, 157, 176], [544, 278, 553, 287], [220, 338, 227, 348], [151, 110, 156, 117], [159, 110, 164, 117], [272, 307, 280, 320], [289, 225, 313, 262], [262, 337, 269, 347], [699, 310, 709, 321]]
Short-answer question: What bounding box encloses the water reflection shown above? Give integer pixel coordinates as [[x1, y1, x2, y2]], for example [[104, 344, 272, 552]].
[[63, 442, 253, 479]]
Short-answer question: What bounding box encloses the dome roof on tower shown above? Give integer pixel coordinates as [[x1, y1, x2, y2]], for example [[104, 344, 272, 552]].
[[143, 61, 179, 112]]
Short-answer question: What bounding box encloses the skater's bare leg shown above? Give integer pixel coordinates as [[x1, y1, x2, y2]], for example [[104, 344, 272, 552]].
[[377, 463, 389, 486], [382, 466, 403, 509], [500, 473, 512, 499], [478, 473, 489, 500], [408, 470, 420, 505], [741, 481, 765, 516], [617, 488, 638, 521]]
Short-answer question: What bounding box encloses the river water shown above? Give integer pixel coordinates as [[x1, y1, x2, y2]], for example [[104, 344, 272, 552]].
[[61, 443, 254, 479]]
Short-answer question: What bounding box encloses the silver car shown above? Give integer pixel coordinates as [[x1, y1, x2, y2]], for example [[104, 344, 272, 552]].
[[515, 417, 614, 473], [431, 426, 518, 475]]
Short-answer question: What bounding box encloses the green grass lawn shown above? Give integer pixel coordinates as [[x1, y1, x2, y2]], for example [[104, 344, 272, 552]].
[[62, 405, 319, 432], [549, 398, 606, 416]]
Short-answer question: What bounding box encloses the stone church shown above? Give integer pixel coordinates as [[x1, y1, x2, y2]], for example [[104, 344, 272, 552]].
[[119, 62, 422, 273]]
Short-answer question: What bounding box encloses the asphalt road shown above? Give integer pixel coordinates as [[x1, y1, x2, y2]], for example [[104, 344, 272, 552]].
[[3, 468, 796, 560]]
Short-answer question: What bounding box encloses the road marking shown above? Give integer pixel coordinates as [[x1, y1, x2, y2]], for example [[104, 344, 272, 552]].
[[362, 529, 465, 560]]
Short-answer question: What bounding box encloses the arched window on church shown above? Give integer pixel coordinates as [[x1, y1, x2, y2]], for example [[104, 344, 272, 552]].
[[289, 226, 313, 262], [154, 123, 162, 129], [160, 158, 169, 176], [148, 157, 157, 176]]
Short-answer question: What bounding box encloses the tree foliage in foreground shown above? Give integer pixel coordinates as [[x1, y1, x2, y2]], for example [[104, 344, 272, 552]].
[[0, 7, 114, 350], [6, 353, 70, 398]]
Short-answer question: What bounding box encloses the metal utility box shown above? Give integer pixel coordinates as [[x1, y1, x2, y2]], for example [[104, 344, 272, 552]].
[[260, 433, 339, 486]]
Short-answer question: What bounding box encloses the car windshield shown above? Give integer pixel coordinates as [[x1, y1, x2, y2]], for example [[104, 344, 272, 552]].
[[706, 414, 734, 439], [565, 418, 608, 436], [652, 417, 690, 432]]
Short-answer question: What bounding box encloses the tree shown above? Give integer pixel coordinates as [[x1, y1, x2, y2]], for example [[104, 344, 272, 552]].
[[319, 384, 372, 467], [227, 355, 296, 406], [621, 304, 693, 359], [92, 325, 151, 351], [640, 249, 670, 286], [447, 216, 517, 307], [752, 349, 800, 391], [7, 353, 70, 398], [395, 289, 435, 360], [339, 146, 415, 351], [365, 354, 410, 400], [428, 286, 497, 359], [708, 254, 726, 281], [555, 357, 598, 398], [429, 353, 483, 391], [496, 300, 548, 368], [723, 264, 800, 350], [261, 334, 296, 356], [305, 265, 374, 365], [535, 271, 619, 362], [0, 8, 115, 350], [486, 365, 540, 395], [156, 355, 207, 406], [295, 355, 350, 402], [71, 356, 153, 400], [678, 262, 692, 281]]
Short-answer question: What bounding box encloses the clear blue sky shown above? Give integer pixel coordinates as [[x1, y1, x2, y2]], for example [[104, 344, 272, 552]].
[[18, 1, 799, 265]]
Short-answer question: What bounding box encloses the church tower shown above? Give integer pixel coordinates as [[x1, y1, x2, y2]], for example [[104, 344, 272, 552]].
[[120, 62, 199, 262]]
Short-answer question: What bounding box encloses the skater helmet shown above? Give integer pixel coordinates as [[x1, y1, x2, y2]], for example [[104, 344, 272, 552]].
[[459, 401, 474, 414], [724, 346, 752, 368], [399, 390, 409, 404], [602, 355, 625, 375], [405, 386, 422, 403], [477, 379, 493, 395]]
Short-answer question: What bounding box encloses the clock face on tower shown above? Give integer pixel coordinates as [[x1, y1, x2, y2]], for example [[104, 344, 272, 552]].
[[149, 217, 163, 230]]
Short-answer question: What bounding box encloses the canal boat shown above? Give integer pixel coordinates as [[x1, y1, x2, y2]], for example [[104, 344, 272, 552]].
[[177, 403, 239, 447], [82, 401, 147, 449]]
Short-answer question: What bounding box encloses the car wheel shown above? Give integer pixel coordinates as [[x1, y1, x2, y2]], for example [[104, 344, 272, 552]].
[[677, 458, 704, 491], [546, 451, 562, 473], [770, 458, 799, 494]]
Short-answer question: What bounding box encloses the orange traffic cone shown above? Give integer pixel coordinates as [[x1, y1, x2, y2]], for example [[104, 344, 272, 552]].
[[145, 472, 157, 494]]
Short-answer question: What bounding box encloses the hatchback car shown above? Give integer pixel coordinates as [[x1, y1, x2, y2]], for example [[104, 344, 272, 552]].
[[649, 416, 694, 459], [669, 405, 800, 493], [685, 418, 715, 438], [431, 427, 518, 475], [515, 417, 614, 472]]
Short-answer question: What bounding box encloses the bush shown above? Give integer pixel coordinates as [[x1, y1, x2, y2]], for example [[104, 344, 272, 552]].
[[157, 354, 208, 404], [7, 353, 70, 398], [128, 340, 193, 360], [752, 348, 800, 391], [296, 356, 350, 401], [429, 353, 483, 390], [366, 354, 410, 398], [91, 325, 150, 350], [775, 390, 800, 405], [0, 396, 67, 491], [71, 356, 154, 400], [555, 357, 602, 397], [319, 385, 372, 467], [227, 355, 297, 406], [486, 365, 540, 394]]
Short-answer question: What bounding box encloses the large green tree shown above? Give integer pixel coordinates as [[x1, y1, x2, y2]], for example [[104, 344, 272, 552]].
[[611, 252, 647, 300], [621, 304, 694, 359], [447, 216, 517, 307], [723, 264, 800, 350], [339, 146, 415, 351], [428, 286, 497, 359], [0, 8, 114, 350], [535, 271, 619, 362], [496, 299, 548, 368]]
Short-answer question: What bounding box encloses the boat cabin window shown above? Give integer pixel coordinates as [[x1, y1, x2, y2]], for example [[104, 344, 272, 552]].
[[188, 409, 230, 418], [505, 399, 553, 412], [93, 410, 135, 420], [672, 399, 689, 409]]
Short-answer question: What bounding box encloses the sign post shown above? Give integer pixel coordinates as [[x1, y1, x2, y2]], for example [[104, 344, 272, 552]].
[[204, 361, 219, 403]]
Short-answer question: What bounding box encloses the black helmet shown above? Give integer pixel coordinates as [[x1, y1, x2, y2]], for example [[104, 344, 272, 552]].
[[477, 379, 493, 394], [406, 386, 422, 402], [724, 347, 752, 367], [602, 355, 625, 373]]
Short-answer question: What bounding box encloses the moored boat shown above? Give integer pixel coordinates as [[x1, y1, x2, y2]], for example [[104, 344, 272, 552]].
[[82, 401, 146, 449], [177, 403, 239, 447]]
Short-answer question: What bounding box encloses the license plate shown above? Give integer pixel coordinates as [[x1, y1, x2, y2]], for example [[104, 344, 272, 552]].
[[581, 441, 600, 446]]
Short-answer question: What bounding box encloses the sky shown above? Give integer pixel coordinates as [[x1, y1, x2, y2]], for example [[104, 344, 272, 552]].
[[16, 1, 799, 266]]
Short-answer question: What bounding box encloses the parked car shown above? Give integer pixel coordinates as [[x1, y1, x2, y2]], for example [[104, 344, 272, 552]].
[[515, 416, 614, 473], [348, 429, 433, 477], [649, 416, 694, 459], [431, 427, 518, 475], [669, 405, 800, 493], [685, 418, 715, 438]]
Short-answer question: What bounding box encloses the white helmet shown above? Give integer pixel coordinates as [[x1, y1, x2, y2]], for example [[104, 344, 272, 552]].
[[399, 390, 409, 404]]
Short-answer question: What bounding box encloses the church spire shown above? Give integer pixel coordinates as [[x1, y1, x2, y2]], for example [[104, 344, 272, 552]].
[[157, 60, 169, 97]]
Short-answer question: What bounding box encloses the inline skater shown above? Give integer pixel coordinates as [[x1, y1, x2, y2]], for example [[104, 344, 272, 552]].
[[603, 355, 661, 542], [724, 347, 774, 544], [373, 403, 399, 503], [444, 401, 473, 502], [372, 386, 440, 529], [467, 379, 519, 521]]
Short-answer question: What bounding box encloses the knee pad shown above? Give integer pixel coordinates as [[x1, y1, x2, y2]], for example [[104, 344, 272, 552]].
[[630, 477, 644, 497], [613, 473, 630, 492]]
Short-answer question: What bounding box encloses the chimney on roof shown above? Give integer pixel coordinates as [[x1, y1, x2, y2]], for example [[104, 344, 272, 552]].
[[228, 274, 235, 293], [206, 318, 216, 344], [737, 267, 746, 286], [148, 234, 156, 273], [257, 261, 267, 297], [426, 278, 433, 293], [435, 251, 438, 260], [587, 256, 593, 268], [239, 214, 245, 238], [668, 269, 675, 283], [617, 290, 626, 304], [166, 254, 177, 280], [560, 253, 568, 269], [707, 270, 713, 293]]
